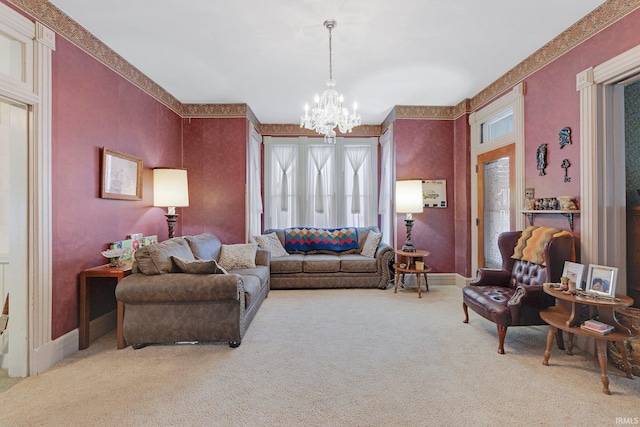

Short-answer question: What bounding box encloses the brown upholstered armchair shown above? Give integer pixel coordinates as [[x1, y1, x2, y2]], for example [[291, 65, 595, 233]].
[[462, 228, 575, 354]]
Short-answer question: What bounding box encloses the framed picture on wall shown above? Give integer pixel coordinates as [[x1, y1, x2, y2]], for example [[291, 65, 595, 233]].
[[422, 180, 446, 208], [100, 147, 143, 200], [585, 264, 618, 297]]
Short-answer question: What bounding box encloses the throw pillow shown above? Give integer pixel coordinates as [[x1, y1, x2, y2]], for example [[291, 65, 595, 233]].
[[361, 231, 382, 258], [218, 243, 258, 270], [254, 232, 289, 258], [171, 256, 227, 274]]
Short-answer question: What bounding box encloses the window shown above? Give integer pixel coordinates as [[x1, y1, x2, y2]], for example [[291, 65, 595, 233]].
[[480, 107, 513, 144], [263, 136, 378, 230]]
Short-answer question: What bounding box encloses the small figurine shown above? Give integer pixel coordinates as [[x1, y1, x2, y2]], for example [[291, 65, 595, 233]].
[[537, 143, 547, 176], [559, 127, 571, 149], [556, 195, 578, 210]]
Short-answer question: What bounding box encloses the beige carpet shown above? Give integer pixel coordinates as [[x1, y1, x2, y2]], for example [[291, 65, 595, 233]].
[[1, 285, 639, 426]]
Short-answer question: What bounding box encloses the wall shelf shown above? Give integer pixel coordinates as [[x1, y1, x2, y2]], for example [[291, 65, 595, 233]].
[[521, 210, 580, 231]]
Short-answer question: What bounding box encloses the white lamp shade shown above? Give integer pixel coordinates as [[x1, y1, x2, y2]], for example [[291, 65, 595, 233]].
[[153, 168, 189, 208], [396, 180, 424, 214]]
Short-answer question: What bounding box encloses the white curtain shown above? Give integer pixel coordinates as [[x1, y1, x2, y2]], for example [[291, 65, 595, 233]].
[[273, 145, 297, 212], [309, 145, 333, 213], [345, 146, 369, 214], [248, 126, 263, 239], [378, 127, 394, 245]]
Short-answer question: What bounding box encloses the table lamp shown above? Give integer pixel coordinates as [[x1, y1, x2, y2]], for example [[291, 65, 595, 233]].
[[396, 180, 424, 252], [153, 168, 189, 238]]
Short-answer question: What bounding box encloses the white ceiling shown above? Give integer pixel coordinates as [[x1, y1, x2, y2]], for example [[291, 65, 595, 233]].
[[49, 0, 607, 125]]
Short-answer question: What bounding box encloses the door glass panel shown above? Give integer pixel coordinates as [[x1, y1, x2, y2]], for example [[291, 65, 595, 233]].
[[483, 156, 510, 268], [0, 31, 25, 82]]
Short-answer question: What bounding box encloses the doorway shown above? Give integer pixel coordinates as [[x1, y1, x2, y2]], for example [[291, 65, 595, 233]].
[[0, 97, 28, 375], [477, 144, 515, 268]]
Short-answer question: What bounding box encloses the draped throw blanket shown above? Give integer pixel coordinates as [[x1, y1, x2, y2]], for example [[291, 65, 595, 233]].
[[511, 225, 573, 266], [284, 227, 359, 252]]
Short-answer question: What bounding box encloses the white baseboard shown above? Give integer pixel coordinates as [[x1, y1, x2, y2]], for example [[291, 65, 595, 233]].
[[30, 309, 116, 376]]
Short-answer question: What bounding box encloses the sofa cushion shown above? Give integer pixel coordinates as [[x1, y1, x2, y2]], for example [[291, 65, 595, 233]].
[[284, 227, 359, 252], [219, 243, 258, 270], [303, 254, 340, 273], [361, 231, 382, 258], [270, 254, 304, 273], [254, 232, 289, 258], [242, 275, 263, 311], [184, 233, 222, 261], [172, 256, 227, 274], [135, 237, 194, 275], [339, 254, 378, 273], [230, 265, 270, 285]]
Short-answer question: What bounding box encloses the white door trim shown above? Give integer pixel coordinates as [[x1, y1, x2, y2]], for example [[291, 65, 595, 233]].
[[577, 43, 640, 295], [0, 2, 55, 376], [469, 83, 525, 275]]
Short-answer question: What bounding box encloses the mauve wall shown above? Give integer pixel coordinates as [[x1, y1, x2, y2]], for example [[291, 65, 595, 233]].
[[181, 117, 248, 243], [52, 37, 182, 339], [394, 119, 455, 273], [517, 8, 640, 255]]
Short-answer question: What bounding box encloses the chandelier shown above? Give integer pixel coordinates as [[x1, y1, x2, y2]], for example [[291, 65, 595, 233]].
[[300, 19, 361, 144]]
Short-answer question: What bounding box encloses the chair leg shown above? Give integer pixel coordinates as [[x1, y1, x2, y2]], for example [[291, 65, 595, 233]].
[[462, 302, 469, 323], [497, 325, 507, 354]]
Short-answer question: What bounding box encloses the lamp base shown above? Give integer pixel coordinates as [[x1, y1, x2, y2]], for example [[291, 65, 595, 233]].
[[402, 218, 416, 252], [165, 214, 179, 239]]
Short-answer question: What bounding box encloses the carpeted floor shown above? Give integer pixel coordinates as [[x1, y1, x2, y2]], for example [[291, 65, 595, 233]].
[[0, 285, 639, 426]]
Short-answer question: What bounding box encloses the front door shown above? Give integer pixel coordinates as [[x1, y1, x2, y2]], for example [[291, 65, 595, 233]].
[[477, 144, 515, 268]]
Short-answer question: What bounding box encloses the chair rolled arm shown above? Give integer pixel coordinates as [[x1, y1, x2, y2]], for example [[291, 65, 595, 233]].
[[508, 284, 546, 324], [470, 268, 511, 287]]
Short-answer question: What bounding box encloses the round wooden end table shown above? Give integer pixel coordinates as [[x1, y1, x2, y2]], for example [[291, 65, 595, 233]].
[[541, 286, 637, 394], [393, 249, 431, 298]]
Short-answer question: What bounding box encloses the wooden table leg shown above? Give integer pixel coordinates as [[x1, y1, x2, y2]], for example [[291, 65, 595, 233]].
[[417, 274, 422, 298], [543, 325, 556, 366], [79, 273, 90, 350], [595, 339, 611, 395], [117, 301, 126, 349], [566, 332, 574, 355], [616, 341, 633, 379], [423, 272, 429, 292]]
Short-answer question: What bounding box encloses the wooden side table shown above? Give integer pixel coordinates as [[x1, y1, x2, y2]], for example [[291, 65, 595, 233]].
[[79, 261, 132, 350], [393, 249, 431, 298], [541, 286, 637, 394]]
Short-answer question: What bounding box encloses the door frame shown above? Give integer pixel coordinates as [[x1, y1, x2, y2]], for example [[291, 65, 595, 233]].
[[577, 44, 640, 296], [477, 144, 516, 268], [470, 83, 525, 275], [0, 3, 55, 376]]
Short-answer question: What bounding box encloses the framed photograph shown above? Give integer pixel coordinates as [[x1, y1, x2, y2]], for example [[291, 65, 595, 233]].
[[422, 180, 447, 208], [101, 148, 143, 200], [562, 261, 585, 289], [585, 264, 618, 297]]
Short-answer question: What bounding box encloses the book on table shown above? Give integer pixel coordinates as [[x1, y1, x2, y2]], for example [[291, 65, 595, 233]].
[[581, 319, 615, 334]]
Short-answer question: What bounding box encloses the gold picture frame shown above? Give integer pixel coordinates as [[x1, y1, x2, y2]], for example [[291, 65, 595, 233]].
[[100, 147, 143, 200]]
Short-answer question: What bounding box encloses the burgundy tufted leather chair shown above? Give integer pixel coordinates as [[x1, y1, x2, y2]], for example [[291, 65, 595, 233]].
[[462, 230, 575, 354]]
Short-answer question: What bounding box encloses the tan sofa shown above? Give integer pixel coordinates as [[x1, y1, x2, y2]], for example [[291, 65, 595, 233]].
[[263, 226, 393, 290], [115, 233, 269, 348]]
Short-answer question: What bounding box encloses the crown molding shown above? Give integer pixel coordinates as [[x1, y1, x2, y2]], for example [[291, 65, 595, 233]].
[[9, 0, 640, 128], [260, 123, 382, 137]]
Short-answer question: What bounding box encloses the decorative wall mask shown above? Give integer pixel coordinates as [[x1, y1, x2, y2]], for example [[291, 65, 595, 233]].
[[559, 127, 571, 149], [537, 143, 547, 176], [561, 158, 571, 182]]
